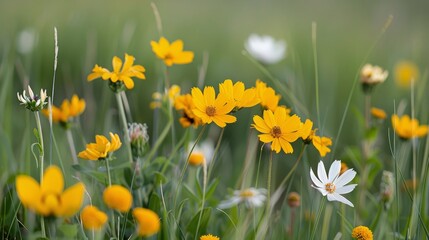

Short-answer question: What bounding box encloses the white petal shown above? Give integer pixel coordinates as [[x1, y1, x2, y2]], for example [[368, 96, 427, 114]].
[[314, 186, 328, 196], [310, 168, 324, 188], [327, 193, 354, 207], [317, 161, 328, 184], [218, 197, 242, 209], [328, 160, 341, 182], [28, 86, 34, 99], [334, 169, 356, 187], [335, 184, 357, 195]]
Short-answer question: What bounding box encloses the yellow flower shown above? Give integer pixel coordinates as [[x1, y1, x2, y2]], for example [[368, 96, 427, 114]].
[[42, 94, 86, 124], [80, 205, 108, 230], [255, 80, 282, 111], [88, 54, 146, 90], [16, 165, 85, 217], [151, 37, 194, 66], [174, 93, 203, 128], [252, 107, 301, 154], [103, 185, 133, 212], [370, 107, 386, 120], [395, 61, 419, 88], [200, 234, 220, 240], [78, 132, 122, 160], [133, 207, 160, 237], [352, 226, 373, 240], [391, 114, 429, 139], [299, 119, 314, 143], [189, 152, 205, 166], [191, 86, 236, 128], [219, 79, 259, 110], [312, 135, 332, 157]]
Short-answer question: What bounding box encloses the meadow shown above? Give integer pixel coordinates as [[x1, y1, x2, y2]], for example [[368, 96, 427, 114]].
[[1, 0, 429, 239]]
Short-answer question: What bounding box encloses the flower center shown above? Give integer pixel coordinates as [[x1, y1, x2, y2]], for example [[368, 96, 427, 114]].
[[239, 189, 255, 198], [325, 183, 336, 193], [271, 126, 282, 138], [205, 106, 216, 116]]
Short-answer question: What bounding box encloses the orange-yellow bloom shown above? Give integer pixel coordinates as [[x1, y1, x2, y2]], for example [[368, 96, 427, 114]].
[[255, 80, 282, 111], [191, 86, 236, 128], [88, 54, 145, 90], [16, 165, 85, 217], [133, 207, 161, 237], [151, 37, 194, 66], [252, 107, 301, 154], [371, 107, 386, 120], [395, 61, 419, 88], [312, 136, 332, 157], [352, 225, 373, 240], [392, 114, 428, 139], [175, 93, 203, 128], [80, 205, 108, 230], [103, 185, 133, 212], [219, 79, 259, 110], [200, 234, 220, 240], [78, 132, 122, 160], [42, 94, 85, 124]]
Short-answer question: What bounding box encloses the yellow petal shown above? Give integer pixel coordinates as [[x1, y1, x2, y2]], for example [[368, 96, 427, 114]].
[[41, 166, 64, 195], [112, 56, 122, 73], [16, 175, 41, 209], [57, 182, 85, 217]]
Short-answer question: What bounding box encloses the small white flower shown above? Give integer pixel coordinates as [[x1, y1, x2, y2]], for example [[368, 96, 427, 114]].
[[245, 34, 286, 64], [218, 187, 267, 209], [360, 64, 388, 85], [17, 85, 48, 111], [310, 160, 357, 207]]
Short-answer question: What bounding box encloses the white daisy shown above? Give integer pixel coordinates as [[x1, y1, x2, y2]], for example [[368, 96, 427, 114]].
[[245, 34, 286, 64], [360, 64, 388, 85], [310, 160, 357, 207], [218, 188, 267, 209]]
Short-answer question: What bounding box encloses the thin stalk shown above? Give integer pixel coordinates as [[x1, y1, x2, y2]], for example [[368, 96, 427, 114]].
[[34, 111, 46, 238], [267, 152, 273, 204], [364, 93, 371, 129], [310, 197, 326, 240], [276, 144, 306, 191], [194, 149, 208, 240], [312, 22, 321, 127], [115, 93, 133, 164], [65, 129, 78, 165], [105, 159, 112, 186], [254, 143, 265, 188]]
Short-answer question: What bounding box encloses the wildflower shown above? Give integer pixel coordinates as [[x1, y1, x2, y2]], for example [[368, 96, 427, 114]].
[[312, 136, 332, 157], [351, 226, 373, 240], [78, 132, 122, 160], [379, 171, 394, 210], [370, 107, 386, 120], [310, 160, 357, 207], [255, 80, 283, 111], [200, 234, 220, 240], [42, 94, 85, 126], [17, 86, 48, 111], [87, 54, 146, 90], [287, 192, 301, 208], [300, 119, 314, 144], [191, 86, 236, 128], [360, 64, 388, 92], [252, 107, 301, 154], [187, 140, 214, 166], [174, 93, 203, 127], [128, 123, 149, 158], [103, 185, 132, 212], [218, 188, 267, 209], [80, 205, 108, 230], [395, 61, 419, 88], [218, 79, 259, 110], [245, 34, 286, 64], [391, 114, 429, 139], [16, 165, 85, 217], [151, 37, 194, 66], [132, 207, 160, 237]]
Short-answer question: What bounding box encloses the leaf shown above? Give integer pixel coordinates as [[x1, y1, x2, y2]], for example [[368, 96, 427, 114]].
[[365, 127, 379, 141], [186, 207, 212, 238], [58, 223, 78, 238], [154, 171, 168, 185], [148, 192, 161, 213]]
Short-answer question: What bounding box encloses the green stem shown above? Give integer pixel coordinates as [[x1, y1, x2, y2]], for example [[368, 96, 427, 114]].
[[65, 129, 78, 165], [115, 93, 133, 165], [34, 112, 46, 238], [310, 197, 326, 240], [267, 152, 273, 204], [276, 144, 306, 191], [105, 159, 112, 186]]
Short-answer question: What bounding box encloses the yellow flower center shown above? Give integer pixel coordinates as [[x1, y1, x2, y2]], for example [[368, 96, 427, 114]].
[[206, 106, 216, 116], [271, 126, 282, 138], [239, 189, 255, 198], [325, 183, 336, 193]]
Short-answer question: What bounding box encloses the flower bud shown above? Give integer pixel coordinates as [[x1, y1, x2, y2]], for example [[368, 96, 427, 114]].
[[128, 123, 149, 158]]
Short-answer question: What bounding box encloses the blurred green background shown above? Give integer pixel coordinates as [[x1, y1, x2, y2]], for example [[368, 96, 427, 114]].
[[1, 0, 429, 188]]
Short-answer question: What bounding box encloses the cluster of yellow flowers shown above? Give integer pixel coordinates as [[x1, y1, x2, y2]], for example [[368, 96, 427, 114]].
[[42, 94, 85, 126]]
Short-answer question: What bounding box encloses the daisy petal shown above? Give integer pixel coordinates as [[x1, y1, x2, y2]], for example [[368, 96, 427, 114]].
[[310, 168, 324, 188], [327, 193, 354, 207], [334, 169, 356, 187], [328, 160, 341, 182], [317, 161, 328, 183], [335, 184, 357, 194]]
